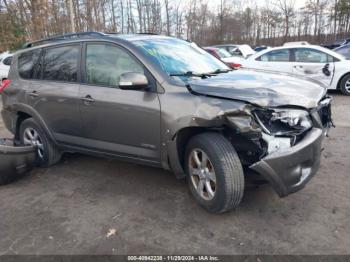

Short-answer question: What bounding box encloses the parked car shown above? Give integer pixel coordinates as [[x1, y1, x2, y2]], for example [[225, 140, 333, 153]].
[[203, 46, 243, 69], [323, 39, 347, 49], [0, 53, 13, 82], [242, 44, 350, 95], [334, 44, 350, 59], [1, 32, 332, 213], [213, 44, 255, 58], [254, 45, 269, 52]]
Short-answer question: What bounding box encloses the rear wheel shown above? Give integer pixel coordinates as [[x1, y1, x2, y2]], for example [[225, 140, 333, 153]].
[[185, 133, 245, 213], [339, 74, 350, 95], [19, 118, 61, 167]]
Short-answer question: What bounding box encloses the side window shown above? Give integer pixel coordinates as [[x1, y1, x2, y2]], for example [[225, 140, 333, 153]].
[[85, 43, 144, 87], [42, 45, 79, 82], [3, 56, 12, 66], [259, 49, 290, 62], [18, 50, 41, 79], [294, 48, 329, 63]]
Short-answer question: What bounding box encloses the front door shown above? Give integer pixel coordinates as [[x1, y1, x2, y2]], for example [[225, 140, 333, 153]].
[[78, 43, 161, 162], [291, 48, 335, 87]]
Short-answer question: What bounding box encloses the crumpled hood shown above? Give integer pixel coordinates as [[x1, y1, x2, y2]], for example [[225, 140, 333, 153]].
[[187, 69, 327, 108]]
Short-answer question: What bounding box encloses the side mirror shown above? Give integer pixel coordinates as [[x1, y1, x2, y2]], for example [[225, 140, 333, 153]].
[[119, 72, 149, 90]]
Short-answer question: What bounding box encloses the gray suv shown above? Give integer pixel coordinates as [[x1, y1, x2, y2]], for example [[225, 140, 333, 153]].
[[1, 33, 332, 213]]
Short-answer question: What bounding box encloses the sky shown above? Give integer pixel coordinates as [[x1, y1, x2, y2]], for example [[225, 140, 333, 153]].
[[203, 0, 307, 10]]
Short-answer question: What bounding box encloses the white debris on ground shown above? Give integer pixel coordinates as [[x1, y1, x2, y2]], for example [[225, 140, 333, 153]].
[[106, 228, 117, 238]]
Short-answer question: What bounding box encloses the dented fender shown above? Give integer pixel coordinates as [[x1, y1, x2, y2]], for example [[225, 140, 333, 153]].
[[159, 87, 262, 176]]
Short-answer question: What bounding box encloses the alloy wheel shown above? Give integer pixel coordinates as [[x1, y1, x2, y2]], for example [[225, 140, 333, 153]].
[[23, 127, 44, 158], [188, 149, 217, 201], [345, 79, 350, 92]]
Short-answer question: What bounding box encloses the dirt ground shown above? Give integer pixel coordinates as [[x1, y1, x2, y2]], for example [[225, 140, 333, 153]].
[[0, 92, 349, 255]]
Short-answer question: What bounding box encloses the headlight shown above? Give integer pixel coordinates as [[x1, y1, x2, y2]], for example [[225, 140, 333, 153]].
[[254, 108, 313, 135]]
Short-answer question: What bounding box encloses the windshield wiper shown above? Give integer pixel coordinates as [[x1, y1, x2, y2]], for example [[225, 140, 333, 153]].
[[169, 69, 232, 78], [208, 68, 233, 74], [169, 71, 213, 78]]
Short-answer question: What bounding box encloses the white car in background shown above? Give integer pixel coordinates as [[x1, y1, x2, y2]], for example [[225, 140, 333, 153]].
[[242, 45, 350, 95], [0, 52, 13, 82], [214, 44, 256, 59]]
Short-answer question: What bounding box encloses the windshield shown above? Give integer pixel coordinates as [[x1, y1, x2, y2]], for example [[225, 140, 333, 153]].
[[133, 37, 229, 75], [216, 48, 232, 58]]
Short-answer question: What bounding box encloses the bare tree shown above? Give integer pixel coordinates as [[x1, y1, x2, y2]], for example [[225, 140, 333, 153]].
[[1, 0, 350, 52], [276, 0, 296, 42]]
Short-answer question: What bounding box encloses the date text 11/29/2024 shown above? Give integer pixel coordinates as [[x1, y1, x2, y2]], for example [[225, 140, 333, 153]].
[[127, 255, 220, 261]]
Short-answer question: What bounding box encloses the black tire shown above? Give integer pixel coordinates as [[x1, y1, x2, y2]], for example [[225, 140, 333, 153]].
[[339, 74, 350, 95], [19, 118, 61, 167], [185, 132, 245, 213]]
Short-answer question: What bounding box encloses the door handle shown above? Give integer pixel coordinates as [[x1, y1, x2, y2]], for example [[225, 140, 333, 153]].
[[81, 95, 95, 103], [28, 91, 39, 97]]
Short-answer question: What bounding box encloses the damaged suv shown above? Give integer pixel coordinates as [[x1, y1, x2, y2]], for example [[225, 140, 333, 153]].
[[1, 33, 332, 213]]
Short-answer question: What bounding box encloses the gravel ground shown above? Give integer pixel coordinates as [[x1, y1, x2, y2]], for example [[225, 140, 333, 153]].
[[0, 92, 349, 255]]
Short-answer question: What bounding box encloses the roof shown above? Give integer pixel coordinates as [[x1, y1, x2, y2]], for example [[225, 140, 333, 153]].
[[22, 32, 164, 48]]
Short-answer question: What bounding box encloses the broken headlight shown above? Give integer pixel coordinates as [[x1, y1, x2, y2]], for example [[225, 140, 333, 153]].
[[253, 108, 313, 135]]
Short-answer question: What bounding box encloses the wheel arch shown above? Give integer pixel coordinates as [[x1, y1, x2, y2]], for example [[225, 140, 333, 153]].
[[337, 72, 350, 90], [176, 126, 213, 168], [11, 104, 57, 145], [167, 126, 231, 179]]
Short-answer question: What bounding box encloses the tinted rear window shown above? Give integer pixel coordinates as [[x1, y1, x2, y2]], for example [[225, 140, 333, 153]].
[[18, 50, 41, 79], [42, 45, 79, 82]]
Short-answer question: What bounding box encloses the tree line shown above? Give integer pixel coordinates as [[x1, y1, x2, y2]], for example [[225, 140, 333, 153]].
[[0, 0, 350, 52]]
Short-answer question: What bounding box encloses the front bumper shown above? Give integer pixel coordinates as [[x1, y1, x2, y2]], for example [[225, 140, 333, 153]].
[[0, 139, 36, 184], [1, 108, 17, 134], [250, 128, 324, 197]]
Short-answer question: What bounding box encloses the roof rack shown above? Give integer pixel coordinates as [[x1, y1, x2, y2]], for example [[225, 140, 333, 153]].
[[23, 31, 107, 48], [136, 32, 158, 35]]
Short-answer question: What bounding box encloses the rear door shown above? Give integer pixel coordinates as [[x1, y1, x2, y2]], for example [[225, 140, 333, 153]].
[[26, 44, 82, 142], [78, 42, 161, 162], [291, 48, 335, 86]]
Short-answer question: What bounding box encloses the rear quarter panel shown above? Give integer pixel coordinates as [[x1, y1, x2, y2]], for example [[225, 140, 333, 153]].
[[330, 60, 350, 90]]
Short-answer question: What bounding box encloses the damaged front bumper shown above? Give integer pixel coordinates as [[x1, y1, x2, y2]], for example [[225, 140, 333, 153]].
[[0, 139, 37, 185], [250, 128, 324, 197]]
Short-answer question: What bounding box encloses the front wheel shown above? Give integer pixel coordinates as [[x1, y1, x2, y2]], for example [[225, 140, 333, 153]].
[[339, 74, 350, 95], [185, 133, 245, 213]]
